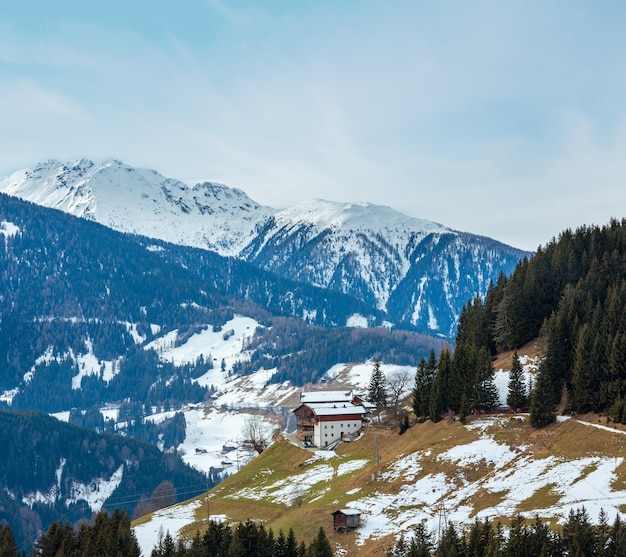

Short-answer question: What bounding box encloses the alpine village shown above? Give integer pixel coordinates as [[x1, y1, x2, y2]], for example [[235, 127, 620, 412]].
[[1, 162, 626, 557]]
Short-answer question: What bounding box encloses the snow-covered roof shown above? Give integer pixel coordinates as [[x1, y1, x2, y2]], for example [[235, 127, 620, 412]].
[[311, 405, 366, 417], [300, 390, 353, 404], [334, 508, 361, 516], [299, 401, 357, 409]]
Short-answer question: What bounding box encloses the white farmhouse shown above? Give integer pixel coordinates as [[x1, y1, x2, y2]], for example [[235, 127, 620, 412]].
[[293, 390, 367, 448]]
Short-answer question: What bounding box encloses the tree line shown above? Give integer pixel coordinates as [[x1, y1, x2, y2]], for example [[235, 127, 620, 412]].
[[0, 514, 335, 557], [4, 500, 622, 557], [408, 344, 500, 425], [386, 507, 625, 557], [421, 219, 626, 427], [152, 520, 334, 557]]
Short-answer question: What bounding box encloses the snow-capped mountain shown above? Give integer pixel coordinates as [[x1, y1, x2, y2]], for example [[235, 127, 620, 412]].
[[0, 159, 272, 256], [243, 199, 527, 335], [0, 159, 530, 336]]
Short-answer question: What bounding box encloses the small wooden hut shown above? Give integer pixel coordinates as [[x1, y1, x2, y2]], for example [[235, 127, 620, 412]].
[[332, 509, 361, 533]]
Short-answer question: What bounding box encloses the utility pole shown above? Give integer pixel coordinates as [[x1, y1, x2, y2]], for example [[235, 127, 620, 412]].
[[206, 483, 210, 524], [371, 435, 380, 480], [437, 498, 448, 542]]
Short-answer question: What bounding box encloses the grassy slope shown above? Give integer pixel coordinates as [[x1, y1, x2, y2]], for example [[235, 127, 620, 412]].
[[135, 411, 626, 557]]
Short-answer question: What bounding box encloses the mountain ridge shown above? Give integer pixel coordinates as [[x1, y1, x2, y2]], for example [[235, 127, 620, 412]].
[[0, 159, 530, 337]]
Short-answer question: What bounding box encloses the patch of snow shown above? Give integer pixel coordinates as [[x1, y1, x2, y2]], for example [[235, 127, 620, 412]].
[[0, 220, 19, 237], [381, 453, 424, 482], [66, 464, 124, 513], [124, 322, 147, 344], [575, 419, 626, 434], [326, 361, 414, 393], [346, 314, 368, 328], [0, 221, 19, 249], [337, 459, 369, 476], [146, 317, 260, 392], [177, 408, 275, 475], [438, 437, 518, 469], [0, 387, 19, 405], [427, 305, 438, 330], [229, 463, 335, 507], [51, 411, 71, 423], [134, 500, 205, 557]]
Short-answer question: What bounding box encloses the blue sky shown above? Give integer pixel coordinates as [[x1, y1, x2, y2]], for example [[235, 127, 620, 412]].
[[2, 1, 626, 251]]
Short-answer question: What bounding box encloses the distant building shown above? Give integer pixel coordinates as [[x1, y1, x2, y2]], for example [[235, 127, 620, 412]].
[[333, 509, 361, 533], [294, 390, 367, 448]]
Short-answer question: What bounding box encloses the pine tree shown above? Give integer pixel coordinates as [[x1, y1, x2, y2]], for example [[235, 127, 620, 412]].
[[412, 357, 428, 419], [412, 351, 437, 419], [561, 507, 597, 557], [477, 367, 500, 412], [428, 374, 443, 423], [609, 514, 626, 557], [408, 522, 432, 557], [32, 521, 76, 557], [286, 528, 299, 557], [0, 524, 19, 557], [435, 523, 463, 557], [506, 350, 527, 411], [436, 348, 453, 414], [571, 324, 594, 412], [596, 508, 610, 557], [307, 527, 333, 557], [275, 530, 288, 557], [368, 359, 387, 420], [529, 367, 556, 428]]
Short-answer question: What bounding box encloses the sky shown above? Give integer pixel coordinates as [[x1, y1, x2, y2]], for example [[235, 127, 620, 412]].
[[2, 1, 626, 251]]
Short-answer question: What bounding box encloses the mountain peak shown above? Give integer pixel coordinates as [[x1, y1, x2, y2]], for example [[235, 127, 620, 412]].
[[0, 159, 273, 256], [275, 198, 449, 234]]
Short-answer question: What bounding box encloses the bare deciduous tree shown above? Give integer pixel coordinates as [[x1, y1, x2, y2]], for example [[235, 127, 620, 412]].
[[242, 415, 273, 454], [387, 369, 412, 419]]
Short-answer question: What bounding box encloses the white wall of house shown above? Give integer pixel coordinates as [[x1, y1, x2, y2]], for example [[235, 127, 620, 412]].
[[313, 418, 362, 448]]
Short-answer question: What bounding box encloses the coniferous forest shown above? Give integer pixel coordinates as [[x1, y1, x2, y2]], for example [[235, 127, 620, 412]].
[[412, 219, 626, 427], [386, 507, 626, 557], [0, 409, 213, 555], [0, 513, 333, 557]]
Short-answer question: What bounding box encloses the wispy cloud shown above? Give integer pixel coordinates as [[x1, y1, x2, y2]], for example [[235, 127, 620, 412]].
[[2, 1, 626, 250]]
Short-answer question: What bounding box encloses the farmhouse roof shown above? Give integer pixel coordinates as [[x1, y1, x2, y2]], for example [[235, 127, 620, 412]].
[[310, 405, 366, 417], [300, 390, 353, 404]]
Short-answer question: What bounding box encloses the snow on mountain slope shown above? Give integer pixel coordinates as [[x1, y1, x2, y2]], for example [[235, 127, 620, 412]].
[[271, 198, 447, 236], [0, 159, 530, 336], [243, 199, 527, 336], [0, 159, 272, 256], [242, 199, 449, 310]]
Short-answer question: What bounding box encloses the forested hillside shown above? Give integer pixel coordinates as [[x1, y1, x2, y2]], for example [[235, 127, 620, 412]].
[[0, 409, 211, 554], [0, 193, 441, 412], [432, 218, 626, 425]]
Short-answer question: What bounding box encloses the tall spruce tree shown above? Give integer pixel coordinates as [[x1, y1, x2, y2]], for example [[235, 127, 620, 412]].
[[0, 524, 18, 557], [307, 527, 333, 557], [368, 359, 387, 419], [412, 350, 437, 419], [475, 347, 499, 411], [507, 350, 527, 411], [529, 367, 556, 428]]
